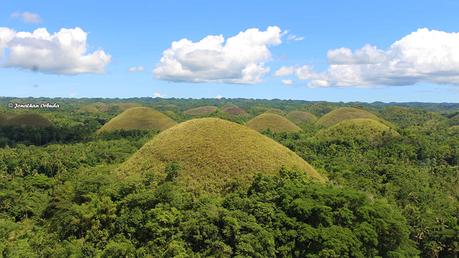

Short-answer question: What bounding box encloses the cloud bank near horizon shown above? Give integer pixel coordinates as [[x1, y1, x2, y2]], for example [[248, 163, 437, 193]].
[[275, 28, 459, 88]]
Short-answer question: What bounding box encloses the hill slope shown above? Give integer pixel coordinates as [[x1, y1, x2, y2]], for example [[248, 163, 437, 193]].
[[98, 107, 176, 133], [316, 107, 388, 127], [120, 118, 324, 193], [246, 113, 301, 133], [184, 106, 218, 116], [221, 104, 248, 116], [316, 118, 399, 144], [5, 113, 52, 127], [286, 111, 318, 125]]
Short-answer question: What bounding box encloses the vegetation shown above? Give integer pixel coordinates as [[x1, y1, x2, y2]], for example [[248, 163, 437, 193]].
[[286, 111, 318, 125], [0, 97, 457, 257], [316, 107, 389, 127], [120, 118, 324, 193], [316, 118, 400, 145], [246, 113, 302, 133], [98, 107, 177, 133], [184, 106, 218, 116]]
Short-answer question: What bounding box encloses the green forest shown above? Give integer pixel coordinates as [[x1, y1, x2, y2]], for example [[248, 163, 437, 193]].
[[0, 97, 457, 257]]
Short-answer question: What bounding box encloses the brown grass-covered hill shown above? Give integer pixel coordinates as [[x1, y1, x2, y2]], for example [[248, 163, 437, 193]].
[[246, 113, 301, 133], [316, 118, 399, 144], [221, 104, 248, 116], [184, 106, 218, 116], [4, 113, 53, 127], [119, 118, 325, 193], [98, 107, 177, 133], [316, 107, 389, 127], [286, 111, 318, 125]]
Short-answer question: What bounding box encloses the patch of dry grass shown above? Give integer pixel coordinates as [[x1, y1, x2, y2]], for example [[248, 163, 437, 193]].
[[286, 111, 318, 125], [184, 106, 218, 116]]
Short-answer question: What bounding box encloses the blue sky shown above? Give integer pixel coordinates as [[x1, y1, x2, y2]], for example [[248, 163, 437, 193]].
[[1, 0, 459, 102]]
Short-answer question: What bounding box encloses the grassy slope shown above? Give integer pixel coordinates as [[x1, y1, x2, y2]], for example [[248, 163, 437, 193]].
[[246, 113, 302, 133], [286, 111, 318, 125], [184, 106, 218, 116], [5, 113, 53, 127], [316, 107, 389, 127], [120, 118, 325, 193], [316, 118, 400, 144], [98, 107, 176, 133]]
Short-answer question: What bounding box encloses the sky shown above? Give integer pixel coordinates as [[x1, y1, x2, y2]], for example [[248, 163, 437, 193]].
[[1, 0, 459, 102]]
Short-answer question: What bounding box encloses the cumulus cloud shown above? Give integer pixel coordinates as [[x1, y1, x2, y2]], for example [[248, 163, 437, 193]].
[[128, 66, 144, 72], [215, 95, 223, 99], [0, 27, 111, 74], [11, 12, 42, 24], [275, 28, 459, 87], [154, 26, 282, 84]]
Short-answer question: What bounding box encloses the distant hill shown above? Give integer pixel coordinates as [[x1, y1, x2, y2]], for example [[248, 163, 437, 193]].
[[78, 102, 111, 113], [4, 113, 53, 128], [246, 113, 301, 133], [316, 118, 399, 144], [286, 111, 318, 125], [264, 108, 286, 116], [184, 106, 218, 116], [221, 103, 248, 116], [98, 107, 176, 133], [119, 118, 325, 193], [316, 107, 389, 127]]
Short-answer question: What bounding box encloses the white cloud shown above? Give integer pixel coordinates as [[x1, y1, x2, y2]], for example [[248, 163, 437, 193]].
[[287, 34, 304, 41], [276, 28, 459, 87], [281, 79, 293, 85], [153, 91, 164, 98], [215, 94, 223, 99], [0, 28, 15, 59], [11, 12, 42, 24], [154, 26, 282, 84], [0, 27, 111, 74], [274, 66, 295, 76], [128, 66, 144, 72]]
